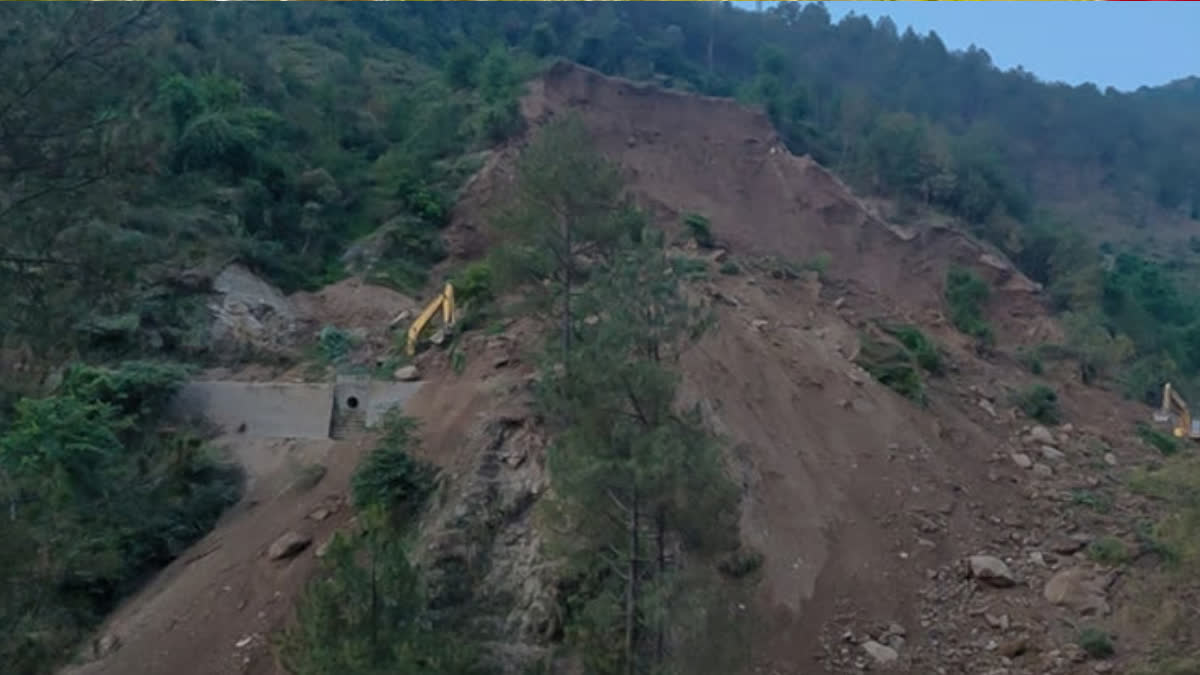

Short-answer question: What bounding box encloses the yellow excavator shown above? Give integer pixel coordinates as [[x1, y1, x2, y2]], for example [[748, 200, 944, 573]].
[[406, 282, 456, 356], [1155, 382, 1200, 439]]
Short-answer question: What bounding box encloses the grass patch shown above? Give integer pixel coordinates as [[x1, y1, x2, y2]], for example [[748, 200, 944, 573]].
[[1137, 421, 1181, 456], [719, 261, 741, 275], [1078, 627, 1115, 659], [881, 323, 944, 375], [1071, 489, 1114, 514], [1129, 456, 1200, 571], [944, 266, 994, 347], [1013, 383, 1061, 424], [855, 334, 926, 404], [683, 212, 714, 248], [1087, 535, 1130, 566]]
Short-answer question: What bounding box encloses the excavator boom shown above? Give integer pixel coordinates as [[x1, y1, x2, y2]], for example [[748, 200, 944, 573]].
[[406, 283, 456, 356], [1158, 382, 1200, 439]]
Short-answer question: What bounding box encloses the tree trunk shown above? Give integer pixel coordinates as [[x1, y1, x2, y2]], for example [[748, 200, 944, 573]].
[[655, 506, 667, 665], [625, 490, 640, 675]]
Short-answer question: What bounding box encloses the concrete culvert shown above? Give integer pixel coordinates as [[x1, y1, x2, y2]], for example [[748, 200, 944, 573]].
[[346, 396, 359, 409]]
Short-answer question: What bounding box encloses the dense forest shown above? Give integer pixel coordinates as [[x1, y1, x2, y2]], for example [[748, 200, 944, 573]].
[[3, 2, 1200, 673]]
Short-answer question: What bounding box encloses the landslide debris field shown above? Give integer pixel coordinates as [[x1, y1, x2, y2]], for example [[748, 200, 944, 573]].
[[66, 63, 1192, 675]]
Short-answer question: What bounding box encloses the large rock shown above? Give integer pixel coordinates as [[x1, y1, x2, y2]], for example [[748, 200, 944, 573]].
[[968, 555, 1016, 588], [208, 264, 299, 358], [1043, 567, 1110, 615], [1028, 425, 1056, 446], [862, 640, 899, 666], [268, 531, 312, 561], [394, 365, 420, 381]]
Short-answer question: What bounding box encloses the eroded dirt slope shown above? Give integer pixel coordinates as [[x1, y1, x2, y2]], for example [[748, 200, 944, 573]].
[[438, 62, 1171, 673]]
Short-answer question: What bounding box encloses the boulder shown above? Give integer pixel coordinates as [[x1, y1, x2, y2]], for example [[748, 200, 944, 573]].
[[968, 555, 1016, 588]]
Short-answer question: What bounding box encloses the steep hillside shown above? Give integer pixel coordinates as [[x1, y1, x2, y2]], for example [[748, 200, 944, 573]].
[[430, 62, 1181, 673]]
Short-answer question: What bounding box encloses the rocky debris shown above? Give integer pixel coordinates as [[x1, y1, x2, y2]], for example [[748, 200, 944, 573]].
[[1028, 425, 1057, 446], [394, 364, 420, 381], [1043, 567, 1111, 615], [389, 309, 413, 328], [1103, 453, 1118, 467], [1050, 534, 1092, 555], [1033, 463, 1054, 478], [267, 531, 312, 561], [207, 264, 299, 359], [315, 535, 335, 559], [1040, 445, 1066, 462], [308, 507, 331, 522], [968, 555, 1016, 588], [1011, 452, 1033, 469], [861, 640, 899, 666], [89, 633, 121, 660]]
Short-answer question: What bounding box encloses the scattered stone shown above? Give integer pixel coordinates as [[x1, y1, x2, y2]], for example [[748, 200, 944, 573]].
[[308, 508, 331, 522], [315, 535, 334, 559], [1043, 567, 1110, 615], [393, 365, 420, 381], [1033, 463, 1054, 477], [861, 640, 899, 666], [999, 637, 1029, 658], [979, 399, 998, 417], [1028, 425, 1057, 446], [1103, 453, 1117, 467], [388, 309, 412, 328], [985, 613, 1010, 630], [430, 328, 447, 346], [752, 319, 769, 331], [235, 635, 253, 649], [1030, 551, 1047, 567], [1040, 445, 1066, 462], [268, 531, 312, 561], [93, 634, 121, 659], [1093, 662, 1113, 673], [1011, 453, 1033, 469], [1050, 534, 1092, 555], [493, 355, 511, 369], [968, 555, 1016, 588]]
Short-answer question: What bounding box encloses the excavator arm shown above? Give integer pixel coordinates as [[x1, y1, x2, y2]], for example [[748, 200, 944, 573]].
[[406, 283, 456, 356], [1158, 382, 1199, 439]]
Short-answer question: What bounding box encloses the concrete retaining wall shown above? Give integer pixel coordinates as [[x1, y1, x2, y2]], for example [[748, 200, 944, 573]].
[[168, 379, 425, 439], [168, 381, 334, 439]]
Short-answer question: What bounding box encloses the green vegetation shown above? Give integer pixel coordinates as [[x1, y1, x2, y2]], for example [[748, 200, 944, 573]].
[[944, 266, 994, 347], [882, 323, 944, 375], [0, 361, 240, 674], [281, 412, 483, 674], [1078, 627, 1116, 659], [857, 324, 943, 404], [1088, 536, 1131, 566], [1137, 421, 1182, 457], [856, 336, 926, 404], [499, 120, 743, 674], [1014, 383, 1061, 425], [719, 260, 742, 275], [683, 212, 715, 248], [1130, 457, 1200, 572]]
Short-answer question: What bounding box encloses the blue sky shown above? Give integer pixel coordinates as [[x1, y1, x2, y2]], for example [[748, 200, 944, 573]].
[[738, 2, 1200, 91]]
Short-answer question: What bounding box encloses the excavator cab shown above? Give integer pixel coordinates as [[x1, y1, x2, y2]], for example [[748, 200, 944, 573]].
[[405, 283, 456, 356], [1156, 382, 1200, 439]]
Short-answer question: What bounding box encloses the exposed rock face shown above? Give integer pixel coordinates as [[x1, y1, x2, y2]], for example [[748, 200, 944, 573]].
[[415, 414, 558, 673], [208, 264, 300, 359]]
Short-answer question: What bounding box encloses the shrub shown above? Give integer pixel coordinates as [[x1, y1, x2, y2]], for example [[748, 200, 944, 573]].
[[1077, 627, 1115, 659], [1014, 383, 1060, 424], [945, 266, 994, 345], [1087, 536, 1130, 566], [683, 212, 714, 248], [453, 260, 495, 306], [317, 325, 354, 364], [351, 413, 438, 515], [882, 324, 943, 375], [801, 251, 832, 277], [719, 261, 741, 275], [1136, 421, 1180, 456], [856, 336, 926, 404]]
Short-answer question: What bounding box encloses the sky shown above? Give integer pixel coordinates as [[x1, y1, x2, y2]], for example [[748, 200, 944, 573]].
[[740, 2, 1200, 92]]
